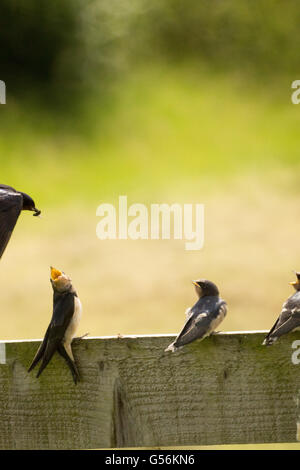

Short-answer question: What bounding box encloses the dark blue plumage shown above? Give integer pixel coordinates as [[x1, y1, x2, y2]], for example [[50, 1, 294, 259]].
[[28, 267, 82, 384], [0, 184, 40, 259], [263, 272, 300, 345], [165, 279, 227, 352]]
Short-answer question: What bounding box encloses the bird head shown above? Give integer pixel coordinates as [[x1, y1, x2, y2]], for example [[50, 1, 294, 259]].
[[21, 192, 41, 216], [192, 279, 219, 298], [290, 271, 300, 291], [50, 266, 72, 292]]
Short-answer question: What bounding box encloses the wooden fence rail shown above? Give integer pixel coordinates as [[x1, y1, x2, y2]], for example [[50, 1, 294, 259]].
[[1, 331, 300, 449]]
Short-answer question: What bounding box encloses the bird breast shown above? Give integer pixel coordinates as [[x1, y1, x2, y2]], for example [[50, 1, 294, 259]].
[[64, 296, 82, 345], [207, 302, 227, 334]]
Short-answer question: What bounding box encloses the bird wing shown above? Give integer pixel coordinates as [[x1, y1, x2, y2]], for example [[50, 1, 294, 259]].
[[174, 300, 227, 348], [0, 189, 23, 259], [266, 307, 300, 340], [185, 307, 192, 319], [27, 325, 51, 372], [264, 294, 300, 342], [264, 309, 291, 341], [35, 293, 75, 378]]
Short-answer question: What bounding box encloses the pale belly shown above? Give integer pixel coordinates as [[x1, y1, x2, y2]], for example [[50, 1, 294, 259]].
[[64, 296, 82, 345]]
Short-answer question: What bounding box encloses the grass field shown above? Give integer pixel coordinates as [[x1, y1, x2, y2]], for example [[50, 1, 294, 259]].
[[1, 65, 300, 449], [1, 65, 300, 206], [0, 177, 299, 342]]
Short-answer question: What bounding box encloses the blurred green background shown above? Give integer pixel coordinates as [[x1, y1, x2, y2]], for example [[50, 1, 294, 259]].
[[1, 1, 300, 448]]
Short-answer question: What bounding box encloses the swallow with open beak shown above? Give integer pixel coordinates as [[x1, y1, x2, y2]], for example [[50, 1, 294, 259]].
[[28, 267, 82, 384], [0, 184, 41, 260], [165, 279, 227, 352], [263, 272, 300, 346]]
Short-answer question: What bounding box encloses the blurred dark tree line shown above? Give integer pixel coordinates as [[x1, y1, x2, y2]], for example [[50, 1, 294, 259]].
[[0, 0, 299, 107]]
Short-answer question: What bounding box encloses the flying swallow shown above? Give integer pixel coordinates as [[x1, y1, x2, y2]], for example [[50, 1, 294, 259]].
[[28, 267, 82, 384], [165, 279, 227, 352], [0, 184, 41, 260], [263, 272, 300, 346]]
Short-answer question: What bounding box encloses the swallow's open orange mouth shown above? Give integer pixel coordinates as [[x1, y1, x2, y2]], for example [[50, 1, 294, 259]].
[[50, 267, 62, 281]]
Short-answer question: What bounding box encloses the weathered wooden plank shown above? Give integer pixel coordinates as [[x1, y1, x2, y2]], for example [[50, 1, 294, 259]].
[[0, 331, 300, 449]]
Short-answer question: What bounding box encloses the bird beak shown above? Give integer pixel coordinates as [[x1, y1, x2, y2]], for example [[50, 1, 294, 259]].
[[33, 208, 41, 217], [290, 281, 299, 286], [192, 280, 199, 287], [50, 266, 62, 281]]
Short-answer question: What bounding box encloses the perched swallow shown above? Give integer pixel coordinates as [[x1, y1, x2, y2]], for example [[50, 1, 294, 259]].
[[28, 267, 82, 384], [165, 279, 227, 352], [263, 272, 300, 346], [0, 184, 41, 259]]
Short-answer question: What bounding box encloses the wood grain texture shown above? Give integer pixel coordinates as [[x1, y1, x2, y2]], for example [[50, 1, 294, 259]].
[[0, 331, 300, 449]]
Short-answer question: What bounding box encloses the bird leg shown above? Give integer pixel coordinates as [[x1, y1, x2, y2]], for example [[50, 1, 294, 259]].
[[73, 332, 89, 341]]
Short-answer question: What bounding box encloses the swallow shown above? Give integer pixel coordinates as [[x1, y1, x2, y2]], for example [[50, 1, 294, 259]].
[[263, 272, 300, 346], [0, 184, 41, 260], [28, 267, 82, 384], [165, 279, 227, 352]]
